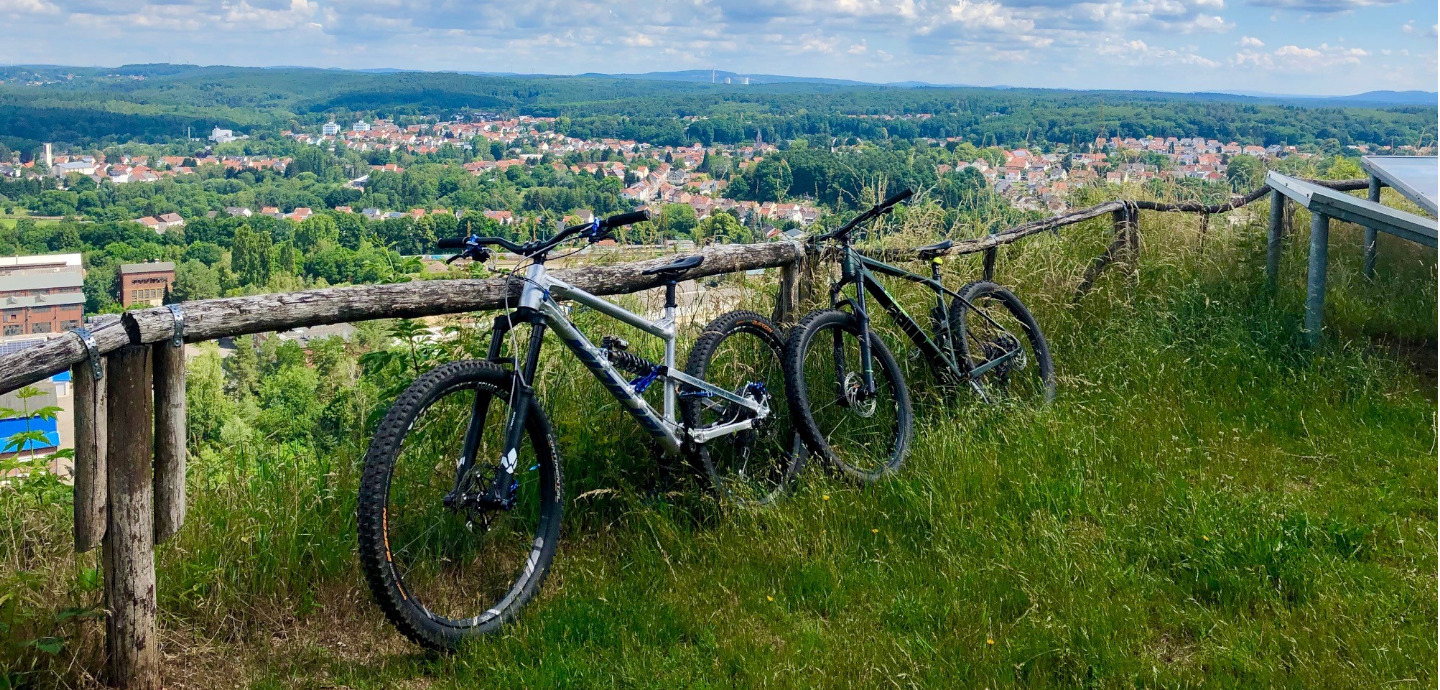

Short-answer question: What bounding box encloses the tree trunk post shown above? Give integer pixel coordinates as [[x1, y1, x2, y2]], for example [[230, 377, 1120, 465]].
[[772, 248, 803, 325], [1266, 189, 1285, 290], [152, 342, 186, 544], [103, 346, 160, 690], [72, 361, 107, 553], [1304, 212, 1331, 348], [1126, 205, 1141, 262], [1362, 176, 1382, 279], [1072, 220, 1132, 303]]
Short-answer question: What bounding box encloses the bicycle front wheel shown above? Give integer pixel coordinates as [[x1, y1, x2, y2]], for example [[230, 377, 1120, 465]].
[[783, 309, 913, 483], [357, 360, 561, 652]]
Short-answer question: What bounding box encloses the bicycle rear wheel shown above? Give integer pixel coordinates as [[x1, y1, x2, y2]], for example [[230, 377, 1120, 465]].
[[949, 281, 1055, 404], [683, 310, 804, 505], [357, 360, 561, 652], [782, 309, 913, 483]]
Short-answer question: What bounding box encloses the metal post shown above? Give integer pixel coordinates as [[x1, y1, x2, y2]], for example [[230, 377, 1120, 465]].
[[1266, 189, 1285, 290], [1362, 176, 1381, 279], [1304, 212, 1330, 347]]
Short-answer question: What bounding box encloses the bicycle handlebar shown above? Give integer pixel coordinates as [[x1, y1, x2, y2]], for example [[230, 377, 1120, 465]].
[[815, 188, 914, 242], [438, 209, 652, 261]]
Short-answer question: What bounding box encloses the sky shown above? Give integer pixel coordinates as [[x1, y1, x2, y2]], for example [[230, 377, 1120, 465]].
[[0, 0, 1435, 96]]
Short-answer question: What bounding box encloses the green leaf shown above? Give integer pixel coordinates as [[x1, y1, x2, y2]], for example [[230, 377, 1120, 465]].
[[54, 606, 104, 622], [30, 637, 64, 655]]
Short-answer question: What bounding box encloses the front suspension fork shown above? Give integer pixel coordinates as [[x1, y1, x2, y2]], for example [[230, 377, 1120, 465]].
[[452, 311, 545, 510]]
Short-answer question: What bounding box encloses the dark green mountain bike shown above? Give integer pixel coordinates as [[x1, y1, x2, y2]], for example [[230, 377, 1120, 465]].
[[783, 189, 1055, 482]]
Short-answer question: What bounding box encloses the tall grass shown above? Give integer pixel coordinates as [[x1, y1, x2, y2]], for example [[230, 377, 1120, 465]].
[[1, 192, 1434, 688]]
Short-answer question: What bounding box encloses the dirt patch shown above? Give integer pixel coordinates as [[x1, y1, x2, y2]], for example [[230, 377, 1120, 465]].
[[1370, 334, 1437, 390]]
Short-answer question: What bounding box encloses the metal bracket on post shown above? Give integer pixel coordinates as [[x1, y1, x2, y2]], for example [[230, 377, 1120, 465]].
[[166, 304, 185, 348], [73, 327, 103, 381]]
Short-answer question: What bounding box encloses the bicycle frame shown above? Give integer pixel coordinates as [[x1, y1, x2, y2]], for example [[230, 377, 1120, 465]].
[[461, 262, 766, 500], [827, 241, 1024, 396]]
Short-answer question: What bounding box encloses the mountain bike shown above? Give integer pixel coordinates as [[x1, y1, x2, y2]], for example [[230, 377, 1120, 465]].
[[783, 190, 1055, 482], [357, 211, 800, 651]]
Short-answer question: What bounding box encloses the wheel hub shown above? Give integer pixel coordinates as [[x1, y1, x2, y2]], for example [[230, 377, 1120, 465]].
[[842, 372, 877, 418]]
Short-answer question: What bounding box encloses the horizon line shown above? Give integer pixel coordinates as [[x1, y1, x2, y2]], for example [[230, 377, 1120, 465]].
[[1, 61, 1436, 102]]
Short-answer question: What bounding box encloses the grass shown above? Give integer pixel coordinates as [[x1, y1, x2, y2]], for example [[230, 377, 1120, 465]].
[[1, 196, 1434, 688]]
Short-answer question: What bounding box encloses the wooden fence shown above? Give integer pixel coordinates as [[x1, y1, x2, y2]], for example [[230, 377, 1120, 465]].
[[0, 178, 1368, 688]]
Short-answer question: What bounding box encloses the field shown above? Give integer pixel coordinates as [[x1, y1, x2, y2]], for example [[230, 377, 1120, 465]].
[[1, 197, 1435, 688]]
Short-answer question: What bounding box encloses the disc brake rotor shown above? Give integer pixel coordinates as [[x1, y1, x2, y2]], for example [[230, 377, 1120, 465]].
[[842, 371, 877, 418]]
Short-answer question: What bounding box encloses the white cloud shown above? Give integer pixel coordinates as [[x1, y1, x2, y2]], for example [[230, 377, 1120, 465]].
[[1235, 42, 1370, 70], [1247, 0, 1405, 12], [0, 0, 1429, 93], [1097, 37, 1221, 66], [0, 0, 59, 13]]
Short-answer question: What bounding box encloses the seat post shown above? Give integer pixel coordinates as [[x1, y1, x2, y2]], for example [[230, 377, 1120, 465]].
[[664, 281, 678, 310]]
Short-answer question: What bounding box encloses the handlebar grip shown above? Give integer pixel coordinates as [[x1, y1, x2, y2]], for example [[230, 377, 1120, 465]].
[[881, 189, 914, 209], [600, 210, 651, 230], [437, 236, 467, 249]]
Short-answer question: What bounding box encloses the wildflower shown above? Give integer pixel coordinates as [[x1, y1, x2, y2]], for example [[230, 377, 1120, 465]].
[[872, 528, 879, 534], [987, 638, 995, 645], [822, 495, 830, 501], [766, 596, 774, 602], [1203, 535, 1210, 542]]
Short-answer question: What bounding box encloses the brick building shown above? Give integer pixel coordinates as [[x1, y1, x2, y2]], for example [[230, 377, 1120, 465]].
[[0, 253, 85, 340], [119, 262, 176, 307]]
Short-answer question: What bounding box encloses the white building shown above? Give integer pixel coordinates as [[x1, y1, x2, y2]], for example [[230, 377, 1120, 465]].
[[352, 120, 371, 133], [210, 127, 237, 143], [322, 121, 340, 136]]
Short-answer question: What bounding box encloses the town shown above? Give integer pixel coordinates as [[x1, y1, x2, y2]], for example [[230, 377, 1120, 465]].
[[5, 114, 1427, 234]]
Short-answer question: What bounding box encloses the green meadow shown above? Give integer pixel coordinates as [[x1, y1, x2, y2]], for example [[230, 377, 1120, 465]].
[[2, 195, 1434, 688]]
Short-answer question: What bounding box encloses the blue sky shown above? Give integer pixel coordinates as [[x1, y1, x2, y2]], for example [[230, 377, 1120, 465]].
[[0, 0, 1434, 95]]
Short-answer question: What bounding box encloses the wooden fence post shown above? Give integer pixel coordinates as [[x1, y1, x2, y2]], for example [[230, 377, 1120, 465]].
[[152, 342, 186, 544], [1126, 205, 1141, 262], [103, 345, 159, 690], [1363, 176, 1382, 279], [72, 361, 107, 552], [772, 259, 799, 325], [1072, 210, 1132, 303]]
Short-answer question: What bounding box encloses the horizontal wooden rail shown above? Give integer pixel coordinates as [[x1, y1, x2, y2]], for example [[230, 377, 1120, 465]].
[[868, 178, 1368, 262], [0, 240, 804, 396], [0, 178, 1369, 397]]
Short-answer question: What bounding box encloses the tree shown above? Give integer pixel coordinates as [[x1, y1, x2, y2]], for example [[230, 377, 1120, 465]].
[[697, 211, 749, 245], [296, 213, 340, 251], [659, 204, 697, 240], [1, 386, 61, 466], [1226, 155, 1265, 192], [231, 224, 273, 286], [170, 260, 222, 301]]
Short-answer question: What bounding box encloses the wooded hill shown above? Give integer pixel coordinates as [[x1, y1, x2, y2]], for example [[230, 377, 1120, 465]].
[[0, 64, 1434, 154]]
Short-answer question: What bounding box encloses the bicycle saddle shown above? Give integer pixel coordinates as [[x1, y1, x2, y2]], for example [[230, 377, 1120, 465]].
[[915, 239, 953, 259], [641, 254, 704, 279]]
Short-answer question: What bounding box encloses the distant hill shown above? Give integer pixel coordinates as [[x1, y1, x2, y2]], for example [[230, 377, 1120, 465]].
[[0, 63, 1432, 152], [576, 69, 873, 87], [1333, 91, 1438, 106]]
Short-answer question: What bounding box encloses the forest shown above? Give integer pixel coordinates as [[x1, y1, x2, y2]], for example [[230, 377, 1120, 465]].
[[0, 64, 1433, 155]]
